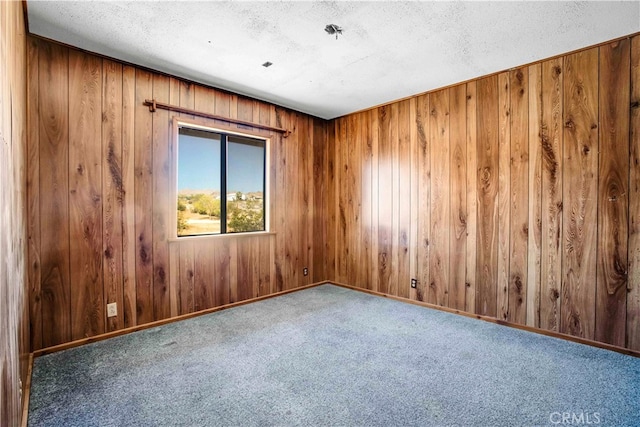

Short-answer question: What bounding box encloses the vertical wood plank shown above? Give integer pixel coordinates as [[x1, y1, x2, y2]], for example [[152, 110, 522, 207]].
[[151, 74, 170, 321], [102, 59, 124, 332], [39, 42, 71, 347], [326, 120, 336, 282], [540, 58, 563, 332], [193, 241, 215, 310], [121, 65, 137, 328], [449, 84, 467, 311], [258, 236, 271, 297], [409, 98, 419, 300], [398, 100, 411, 298], [177, 81, 195, 314], [27, 36, 42, 350], [299, 115, 311, 287], [377, 107, 392, 294], [429, 89, 450, 307], [370, 109, 380, 292], [168, 77, 180, 318], [360, 112, 373, 289], [353, 113, 365, 288], [628, 35, 640, 351], [215, 239, 231, 305], [258, 106, 275, 294], [336, 116, 348, 284], [69, 50, 104, 340], [465, 82, 478, 314], [508, 68, 529, 325], [476, 75, 499, 317], [416, 95, 430, 302], [389, 102, 400, 296], [497, 72, 511, 320], [561, 48, 599, 339], [596, 39, 630, 346], [272, 107, 286, 292], [236, 239, 252, 301], [285, 112, 300, 289], [312, 118, 327, 282], [527, 64, 543, 328], [134, 69, 154, 324]]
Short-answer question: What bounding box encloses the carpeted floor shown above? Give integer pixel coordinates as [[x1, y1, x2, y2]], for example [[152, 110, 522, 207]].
[[29, 284, 640, 426]]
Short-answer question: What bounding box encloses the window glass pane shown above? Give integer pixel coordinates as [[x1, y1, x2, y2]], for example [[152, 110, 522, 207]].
[[226, 136, 265, 233], [177, 128, 221, 236]]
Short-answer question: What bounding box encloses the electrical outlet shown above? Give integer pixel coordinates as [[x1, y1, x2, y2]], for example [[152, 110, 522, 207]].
[[410, 278, 417, 289], [303, 267, 309, 276], [107, 302, 118, 318]]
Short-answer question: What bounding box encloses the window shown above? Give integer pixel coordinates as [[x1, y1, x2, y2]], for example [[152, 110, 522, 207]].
[[175, 123, 267, 237]]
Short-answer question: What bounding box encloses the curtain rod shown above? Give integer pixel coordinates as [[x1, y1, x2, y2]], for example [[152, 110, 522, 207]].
[[144, 99, 291, 137]]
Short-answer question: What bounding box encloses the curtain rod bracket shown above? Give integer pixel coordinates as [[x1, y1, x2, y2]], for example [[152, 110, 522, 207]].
[[143, 99, 290, 137]]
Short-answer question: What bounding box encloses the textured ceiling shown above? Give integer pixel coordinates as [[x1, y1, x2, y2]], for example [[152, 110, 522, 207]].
[[27, 1, 640, 119]]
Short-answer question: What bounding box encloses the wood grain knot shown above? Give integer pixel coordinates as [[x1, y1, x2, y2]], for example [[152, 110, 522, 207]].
[[550, 288, 560, 300], [515, 70, 524, 83], [553, 66, 562, 76], [631, 100, 640, 109]]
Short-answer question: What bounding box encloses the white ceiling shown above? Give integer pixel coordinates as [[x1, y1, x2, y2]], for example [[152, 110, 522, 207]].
[[27, 1, 640, 120]]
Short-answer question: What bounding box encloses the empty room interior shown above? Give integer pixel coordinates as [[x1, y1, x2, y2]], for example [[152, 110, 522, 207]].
[[2, 1, 640, 426]]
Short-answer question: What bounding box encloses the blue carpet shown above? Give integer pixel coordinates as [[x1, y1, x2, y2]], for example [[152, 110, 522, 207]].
[[29, 284, 640, 426]]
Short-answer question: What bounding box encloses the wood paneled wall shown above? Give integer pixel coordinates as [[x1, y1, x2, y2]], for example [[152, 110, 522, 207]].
[[27, 36, 328, 351], [327, 35, 640, 351], [1, 1, 29, 425]]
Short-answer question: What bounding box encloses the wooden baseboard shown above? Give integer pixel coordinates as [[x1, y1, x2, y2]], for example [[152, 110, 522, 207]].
[[329, 281, 640, 359], [33, 281, 330, 358], [21, 353, 33, 427]]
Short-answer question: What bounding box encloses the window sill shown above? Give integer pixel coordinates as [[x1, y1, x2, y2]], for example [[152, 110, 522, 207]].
[[168, 231, 276, 243]]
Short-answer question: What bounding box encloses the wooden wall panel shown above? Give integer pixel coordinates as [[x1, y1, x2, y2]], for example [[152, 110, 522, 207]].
[[151, 74, 171, 321], [629, 37, 640, 351], [134, 69, 154, 325], [312, 117, 328, 284], [27, 36, 42, 351], [102, 60, 125, 333], [508, 68, 529, 325], [377, 107, 392, 294], [429, 89, 450, 307], [540, 58, 563, 332], [24, 33, 640, 354], [121, 65, 137, 328], [39, 41, 71, 347], [369, 109, 380, 293], [497, 72, 511, 321], [68, 49, 104, 340], [449, 85, 467, 311], [527, 64, 543, 328], [27, 37, 327, 351], [397, 101, 411, 299], [325, 34, 640, 351], [596, 40, 630, 347], [1, 1, 28, 424], [416, 95, 430, 302], [561, 48, 598, 339], [476, 76, 499, 317], [465, 83, 477, 314]]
